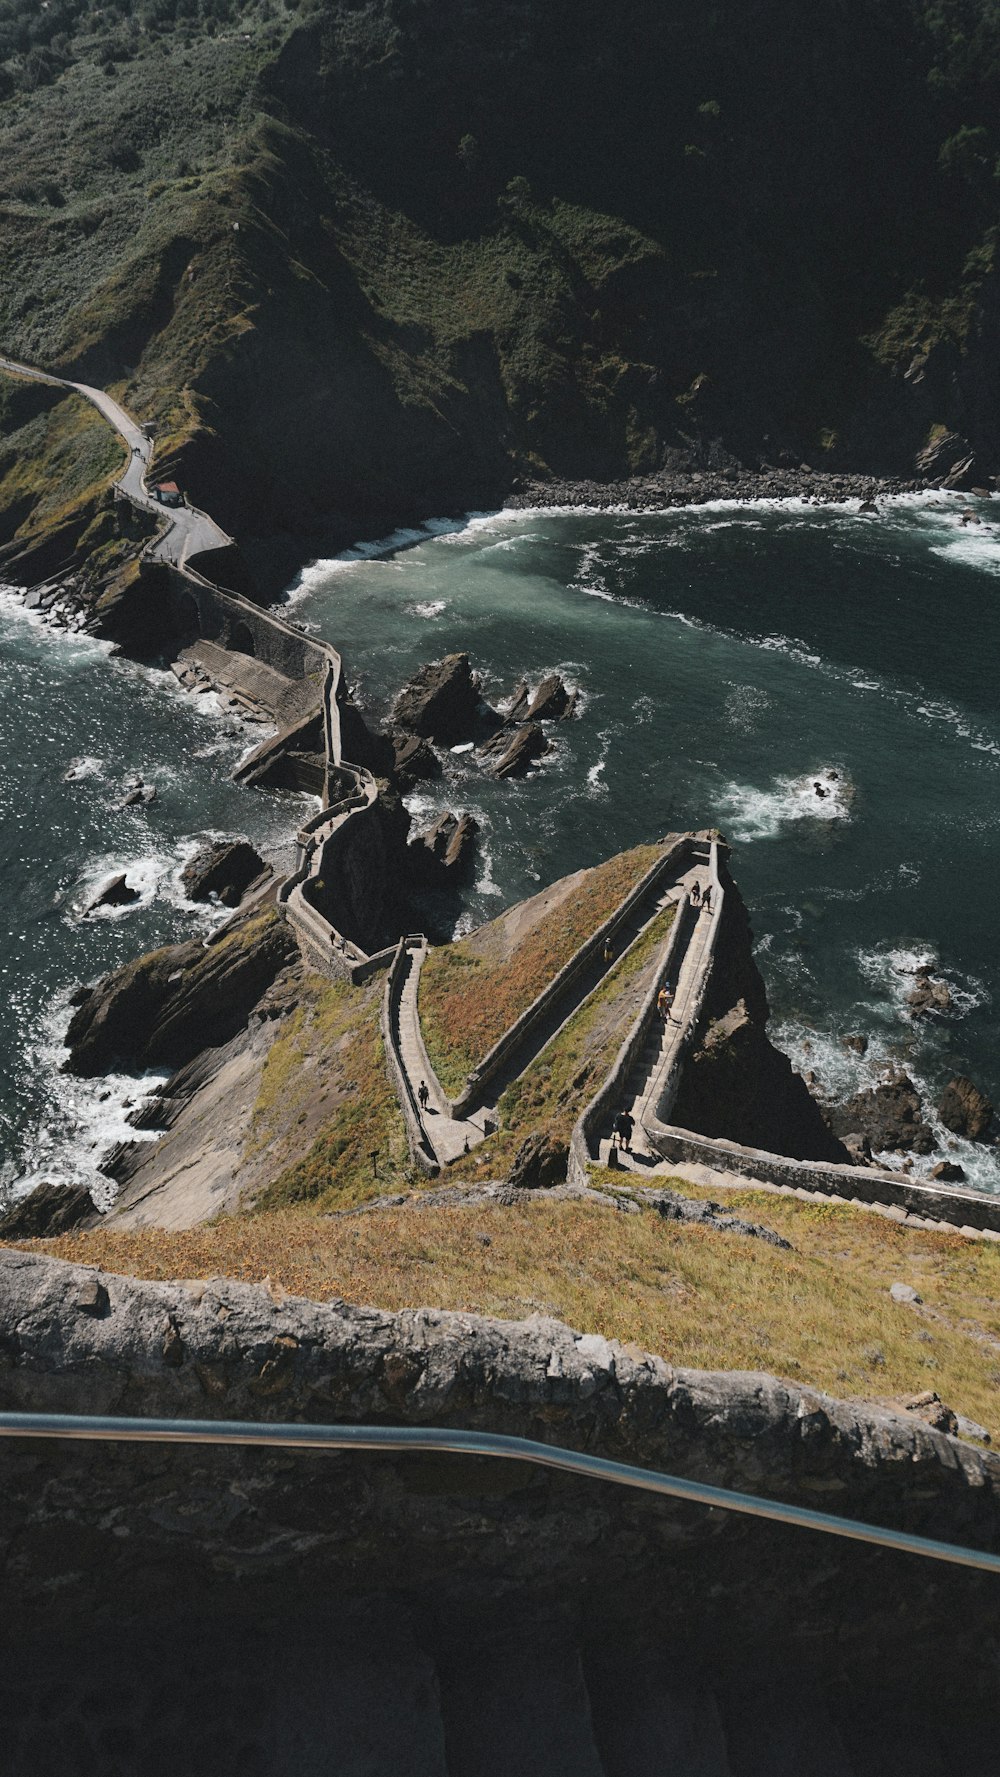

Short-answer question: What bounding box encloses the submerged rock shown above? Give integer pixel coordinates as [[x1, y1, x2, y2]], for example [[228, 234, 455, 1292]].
[[929, 1160, 966, 1183], [938, 1076, 994, 1142], [181, 839, 268, 908]]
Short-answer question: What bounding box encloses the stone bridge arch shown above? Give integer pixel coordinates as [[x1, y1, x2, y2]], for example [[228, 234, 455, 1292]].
[[228, 619, 256, 657]]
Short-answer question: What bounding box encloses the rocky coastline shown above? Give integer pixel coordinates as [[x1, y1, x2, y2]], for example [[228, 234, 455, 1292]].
[[504, 459, 995, 514]]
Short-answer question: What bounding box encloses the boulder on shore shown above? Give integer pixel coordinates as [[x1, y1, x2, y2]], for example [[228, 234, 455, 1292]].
[[85, 872, 140, 914], [827, 1069, 935, 1155], [392, 652, 483, 745], [0, 1181, 95, 1238], [937, 1076, 994, 1142], [929, 1160, 966, 1183], [181, 840, 268, 908], [482, 722, 549, 779]]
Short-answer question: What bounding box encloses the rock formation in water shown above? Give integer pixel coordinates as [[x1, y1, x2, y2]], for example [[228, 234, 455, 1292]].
[[670, 862, 849, 1163], [938, 1076, 994, 1142], [827, 1071, 936, 1156], [65, 905, 298, 1077], [392, 653, 485, 746], [181, 840, 268, 908]]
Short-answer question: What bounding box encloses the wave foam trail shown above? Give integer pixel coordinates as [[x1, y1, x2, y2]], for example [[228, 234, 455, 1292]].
[[715, 767, 854, 842]]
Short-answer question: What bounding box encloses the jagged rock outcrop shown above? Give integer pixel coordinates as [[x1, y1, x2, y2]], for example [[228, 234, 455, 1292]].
[[481, 721, 549, 778], [181, 840, 268, 907], [907, 967, 953, 1019], [671, 861, 847, 1162], [84, 871, 139, 914], [0, 1182, 94, 1238], [392, 731, 440, 790], [827, 1070, 935, 1156], [506, 1131, 569, 1189], [64, 906, 297, 1076], [392, 652, 484, 746], [938, 1076, 994, 1142], [507, 673, 573, 723], [411, 810, 479, 882]]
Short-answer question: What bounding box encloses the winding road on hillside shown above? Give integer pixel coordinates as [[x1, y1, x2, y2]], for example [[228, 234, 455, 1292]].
[[0, 354, 232, 567]]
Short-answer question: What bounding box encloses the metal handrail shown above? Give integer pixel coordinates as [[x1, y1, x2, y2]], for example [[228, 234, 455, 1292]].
[[0, 1412, 997, 1575]]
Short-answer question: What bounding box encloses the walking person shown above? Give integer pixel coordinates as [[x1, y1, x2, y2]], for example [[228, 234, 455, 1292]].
[[657, 983, 675, 1022], [418, 1080, 430, 1113], [614, 1107, 635, 1153], [702, 883, 712, 912]]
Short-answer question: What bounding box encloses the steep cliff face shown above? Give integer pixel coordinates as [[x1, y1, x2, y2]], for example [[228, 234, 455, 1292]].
[[671, 862, 850, 1162], [3, 0, 1000, 565]]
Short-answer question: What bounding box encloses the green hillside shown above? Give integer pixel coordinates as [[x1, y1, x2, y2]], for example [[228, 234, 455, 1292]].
[[2, 0, 1000, 553]]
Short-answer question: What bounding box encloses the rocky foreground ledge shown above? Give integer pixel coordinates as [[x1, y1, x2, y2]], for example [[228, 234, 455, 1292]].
[[1, 1248, 999, 1696]]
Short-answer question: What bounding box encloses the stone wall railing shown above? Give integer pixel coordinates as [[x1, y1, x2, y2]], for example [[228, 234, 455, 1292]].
[[640, 838, 726, 1129], [567, 853, 700, 1190], [445, 837, 695, 1118], [381, 936, 440, 1176]]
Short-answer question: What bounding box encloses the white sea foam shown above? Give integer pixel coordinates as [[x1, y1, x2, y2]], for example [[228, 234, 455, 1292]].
[[856, 942, 989, 1022], [715, 767, 853, 842], [63, 754, 105, 782], [408, 599, 447, 618]]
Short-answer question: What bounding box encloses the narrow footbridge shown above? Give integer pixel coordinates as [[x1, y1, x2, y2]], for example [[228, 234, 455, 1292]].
[[0, 351, 383, 981]]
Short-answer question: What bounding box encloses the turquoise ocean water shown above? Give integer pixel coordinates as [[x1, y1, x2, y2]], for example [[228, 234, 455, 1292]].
[[2, 494, 998, 1196]]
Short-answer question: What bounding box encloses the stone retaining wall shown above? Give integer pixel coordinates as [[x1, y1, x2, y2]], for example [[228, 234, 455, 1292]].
[[381, 938, 440, 1175], [448, 837, 694, 1117]]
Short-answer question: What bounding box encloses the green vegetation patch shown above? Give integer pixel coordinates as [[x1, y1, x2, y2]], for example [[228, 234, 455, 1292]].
[[418, 842, 663, 1097], [0, 373, 123, 542], [250, 972, 412, 1213]]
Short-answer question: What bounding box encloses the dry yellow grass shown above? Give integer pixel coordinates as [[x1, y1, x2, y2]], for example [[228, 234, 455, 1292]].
[[418, 841, 663, 1095], [18, 1184, 1000, 1438]]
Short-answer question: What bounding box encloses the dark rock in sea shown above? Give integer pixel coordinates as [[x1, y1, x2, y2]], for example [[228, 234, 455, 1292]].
[[938, 1076, 994, 1142], [391, 731, 440, 790], [827, 1069, 935, 1155], [393, 652, 482, 745], [507, 672, 571, 724], [482, 721, 549, 779], [181, 839, 268, 907], [507, 1131, 569, 1190], [0, 1181, 95, 1238], [915, 430, 976, 489], [842, 1033, 869, 1054], [929, 1161, 966, 1183], [64, 904, 297, 1076], [85, 872, 140, 914], [412, 810, 479, 880], [907, 968, 952, 1019]]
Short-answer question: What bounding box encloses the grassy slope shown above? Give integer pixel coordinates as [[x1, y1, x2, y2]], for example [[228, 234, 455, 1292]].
[[247, 972, 412, 1212], [0, 372, 137, 579], [418, 840, 662, 1096], [20, 1183, 1000, 1438]]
